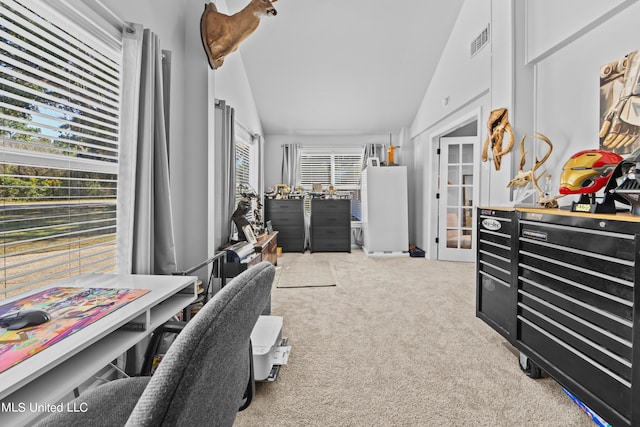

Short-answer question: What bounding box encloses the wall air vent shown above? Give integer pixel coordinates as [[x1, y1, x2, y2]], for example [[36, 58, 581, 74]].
[[470, 24, 490, 58]]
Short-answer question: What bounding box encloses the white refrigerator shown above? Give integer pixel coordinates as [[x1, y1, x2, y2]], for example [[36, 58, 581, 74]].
[[361, 166, 409, 254]]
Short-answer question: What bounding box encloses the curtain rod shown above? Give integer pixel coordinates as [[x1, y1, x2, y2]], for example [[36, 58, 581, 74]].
[[280, 144, 379, 149], [90, 0, 132, 30], [236, 120, 258, 141], [215, 99, 259, 140], [71, 0, 135, 38]]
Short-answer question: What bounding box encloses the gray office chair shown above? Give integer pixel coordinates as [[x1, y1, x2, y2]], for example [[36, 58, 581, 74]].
[[35, 261, 275, 427]]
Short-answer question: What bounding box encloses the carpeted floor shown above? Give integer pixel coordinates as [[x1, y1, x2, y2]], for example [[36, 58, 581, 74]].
[[234, 250, 594, 427]]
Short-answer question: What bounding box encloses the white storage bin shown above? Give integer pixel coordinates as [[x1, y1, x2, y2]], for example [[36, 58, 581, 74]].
[[251, 315, 283, 381]]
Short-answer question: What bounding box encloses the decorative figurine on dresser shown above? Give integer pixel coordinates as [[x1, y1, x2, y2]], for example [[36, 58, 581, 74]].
[[231, 197, 254, 242]]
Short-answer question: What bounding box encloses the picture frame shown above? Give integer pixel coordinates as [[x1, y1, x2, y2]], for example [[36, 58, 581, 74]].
[[242, 225, 257, 244], [367, 157, 379, 167]]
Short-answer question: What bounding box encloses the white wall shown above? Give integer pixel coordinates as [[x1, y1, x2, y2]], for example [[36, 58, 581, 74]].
[[408, 0, 512, 253], [207, 2, 265, 251], [531, 0, 640, 207], [410, 0, 492, 138], [104, 0, 208, 272], [525, 0, 635, 64], [103, 0, 262, 278], [214, 2, 265, 138]]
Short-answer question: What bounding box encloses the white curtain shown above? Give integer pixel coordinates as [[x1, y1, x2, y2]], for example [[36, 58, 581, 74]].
[[116, 25, 177, 275], [214, 100, 236, 248], [256, 134, 264, 199], [281, 144, 300, 188]]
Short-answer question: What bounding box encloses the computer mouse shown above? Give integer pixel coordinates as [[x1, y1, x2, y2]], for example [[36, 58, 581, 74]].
[[0, 308, 51, 330]]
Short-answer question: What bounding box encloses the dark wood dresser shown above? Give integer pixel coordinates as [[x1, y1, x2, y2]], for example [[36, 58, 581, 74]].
[[264, 198, 305, 252], [310, 199, 351, 252], [254, 231, 278, 265]]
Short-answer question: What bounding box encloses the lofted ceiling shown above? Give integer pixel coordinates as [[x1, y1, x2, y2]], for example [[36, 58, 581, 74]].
[[224, 0, 465, 136]]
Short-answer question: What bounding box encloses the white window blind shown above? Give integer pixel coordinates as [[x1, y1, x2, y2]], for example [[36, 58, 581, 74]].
[[300, 153, 331, 187], [334, 154, 363, 187], [300, 149, 362, 190], [235, 138, 251, 188], [299, 147, 363, 218], [1, 0, 122, 297], [235, 136, 255, 223]]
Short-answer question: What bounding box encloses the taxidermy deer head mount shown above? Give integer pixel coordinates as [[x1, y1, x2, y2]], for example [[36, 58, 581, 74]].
[[507, 132, 563, 208], [200, 0, 278, 70]]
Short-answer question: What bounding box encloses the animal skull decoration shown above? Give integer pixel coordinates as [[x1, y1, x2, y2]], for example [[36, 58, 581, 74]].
[[507, 132, 563, 208], [481, 108, 515, 171], [200, 0, 278, 70]]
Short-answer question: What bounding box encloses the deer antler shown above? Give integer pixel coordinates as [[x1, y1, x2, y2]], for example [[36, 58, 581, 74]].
[[506, 136, 528, 188], [507, 132, 562, 207], [528, 133, 552, 192], [506, 132, 553, 188], [530, 133, 564, 207], [531, 132, 553, 175], [518, 135, 527, 171]]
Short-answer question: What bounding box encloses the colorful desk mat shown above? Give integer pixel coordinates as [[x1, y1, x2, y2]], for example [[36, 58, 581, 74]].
[[0, 287, 150, 374]]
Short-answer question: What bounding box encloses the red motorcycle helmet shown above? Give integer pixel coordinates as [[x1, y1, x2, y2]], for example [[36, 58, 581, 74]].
[[559, 149, 623, 194]]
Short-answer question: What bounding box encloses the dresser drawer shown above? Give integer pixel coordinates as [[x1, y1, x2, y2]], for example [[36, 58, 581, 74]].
[[311, 224, 350, 237], [266, 199, 304, 213], [311, 199, 350, 214], [266, 200, 304, 222], [312, 213, 349, 225], [311, 238, 350, 252], [273, 226, 303, 241], [267, 211, 305, 225], [278, 237, 305, 252]]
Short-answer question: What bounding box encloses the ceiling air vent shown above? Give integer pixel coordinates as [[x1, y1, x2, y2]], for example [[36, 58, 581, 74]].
[[470, 24, 490, 58]]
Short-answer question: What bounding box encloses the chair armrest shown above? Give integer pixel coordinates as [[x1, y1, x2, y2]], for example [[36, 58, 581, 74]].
[[140, 321, 187, 376]]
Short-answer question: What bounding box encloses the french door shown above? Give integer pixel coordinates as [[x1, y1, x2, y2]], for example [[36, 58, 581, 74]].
[[438, 137, 477, 262]]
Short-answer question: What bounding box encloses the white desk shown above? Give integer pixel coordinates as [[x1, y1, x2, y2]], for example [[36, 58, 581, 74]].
[[0, 273, 197, 426]]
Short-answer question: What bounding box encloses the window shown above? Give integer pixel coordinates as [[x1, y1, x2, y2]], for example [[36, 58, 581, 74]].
[[1, 1, 122, 297], [235, 137, 251, 192], [299, 147, 363, 219], [235, 131, 261, 228]]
